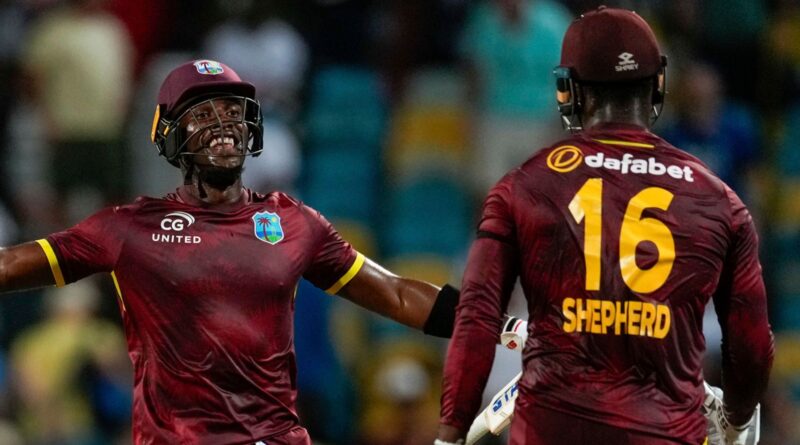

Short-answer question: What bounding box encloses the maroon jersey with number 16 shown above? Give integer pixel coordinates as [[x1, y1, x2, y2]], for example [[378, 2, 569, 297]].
[[441, 123, 774, 444], [37, 187, 364, 445]]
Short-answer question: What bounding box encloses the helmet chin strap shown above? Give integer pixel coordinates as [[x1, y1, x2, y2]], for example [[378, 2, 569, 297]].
[[180, 154, 208, 199]]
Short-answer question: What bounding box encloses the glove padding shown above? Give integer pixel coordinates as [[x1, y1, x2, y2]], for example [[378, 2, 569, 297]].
[[500, 316, 528, 352], [703, 381, 761, 445]]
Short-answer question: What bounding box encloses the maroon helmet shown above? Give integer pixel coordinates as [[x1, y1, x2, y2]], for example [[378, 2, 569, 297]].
[[151, 59, 263, 167], [560, 6, 663, 82], [554, 6, 667, 130]]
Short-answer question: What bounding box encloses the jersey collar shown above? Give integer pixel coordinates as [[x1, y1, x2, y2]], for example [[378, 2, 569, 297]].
[[173, 185, 252, 211], [582, 122, 660, 147]]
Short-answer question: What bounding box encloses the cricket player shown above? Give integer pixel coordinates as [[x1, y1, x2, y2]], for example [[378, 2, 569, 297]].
[[0, 59, 460, 444], [437, 7, 774, 445]]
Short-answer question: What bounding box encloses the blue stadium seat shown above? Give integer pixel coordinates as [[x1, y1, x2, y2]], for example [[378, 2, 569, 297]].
[[382, 176, 471, 258], [305, 66, 388, 147], [301, 147, 380, 223]]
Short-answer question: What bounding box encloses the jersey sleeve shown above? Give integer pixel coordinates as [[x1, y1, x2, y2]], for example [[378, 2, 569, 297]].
[[300, 205, 362, 294], [39, 206, 131, 286], [476, 177, 517, 243], [713, 187, 774, 424], [440, 180, 519, 430]]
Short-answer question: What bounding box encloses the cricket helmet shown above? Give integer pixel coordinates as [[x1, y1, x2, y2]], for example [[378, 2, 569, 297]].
[[554, 6, 667, 130], [151, 59, 263, 167]]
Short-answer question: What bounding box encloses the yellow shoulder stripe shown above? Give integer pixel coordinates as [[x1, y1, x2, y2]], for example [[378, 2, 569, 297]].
[[35, 239, 65, 287], [110, 271, 126, 313], [326, 252, 365, 295], [593, 139, 655, 149]]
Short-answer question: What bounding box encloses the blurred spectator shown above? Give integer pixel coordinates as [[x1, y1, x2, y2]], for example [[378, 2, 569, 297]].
[[9, 279, 129, 445], [697, 0, 768, 105], [204, 0, 309, 118], [460, 0, 571, 192], [759, 0, 800, 114], [0, 419, 23, 445], [379, 0, 470, 99], [21, 0, 134, 224], [357, 340, 442, 445], [0, 346, 24, 445], [306, 0, 379, 67], [771, 100, 800, 332], [0, 202, 18, 247], [109, 0, 172, 78], [661, 61, 760, 201], [758, 334, 800, 444], [0, 2, 26, 213]]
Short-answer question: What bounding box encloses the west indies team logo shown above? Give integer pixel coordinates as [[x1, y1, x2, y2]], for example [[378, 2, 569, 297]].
[[253, 211, 284, 244], [546, 145, 583, 173], [194, 60, 225, 75]]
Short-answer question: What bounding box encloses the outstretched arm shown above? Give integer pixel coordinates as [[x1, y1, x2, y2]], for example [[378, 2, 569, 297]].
[[0, 241, 57, 293], [337, 256, 458, 336]]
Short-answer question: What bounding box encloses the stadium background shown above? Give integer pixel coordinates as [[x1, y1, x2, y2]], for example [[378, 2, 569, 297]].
[[0, 0, 797, 443]]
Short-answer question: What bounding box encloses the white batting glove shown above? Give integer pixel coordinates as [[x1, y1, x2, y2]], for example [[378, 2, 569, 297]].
[[433, 439, 464, 445], [500, 315, 528, 351], [702, 381, 760, 445]]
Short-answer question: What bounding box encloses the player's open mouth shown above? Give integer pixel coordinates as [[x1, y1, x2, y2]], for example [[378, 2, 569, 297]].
[[204, 134, 242, 155], [209, 136, 236, 149]]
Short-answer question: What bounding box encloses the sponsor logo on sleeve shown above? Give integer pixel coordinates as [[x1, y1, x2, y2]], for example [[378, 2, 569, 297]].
[[253, 211, 284, 244], [151, 211, 202, 244]]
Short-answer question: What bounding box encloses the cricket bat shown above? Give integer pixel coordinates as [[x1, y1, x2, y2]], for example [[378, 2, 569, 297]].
[[465, 372, 522, 445]]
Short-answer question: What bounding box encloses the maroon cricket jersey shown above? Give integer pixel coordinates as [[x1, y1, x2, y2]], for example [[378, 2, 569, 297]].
[[441, 123, 774, 443], [37, 187, 364, 445]]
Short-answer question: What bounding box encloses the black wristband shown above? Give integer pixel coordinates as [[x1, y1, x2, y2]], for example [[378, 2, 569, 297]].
[[423, 284, 460, 338]]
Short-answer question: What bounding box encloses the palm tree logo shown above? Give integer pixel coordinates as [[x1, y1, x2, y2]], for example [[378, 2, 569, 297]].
[[252, 211, 284, 244]]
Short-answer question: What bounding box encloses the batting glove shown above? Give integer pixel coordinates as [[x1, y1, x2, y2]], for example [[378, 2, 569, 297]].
[[703, 381, 760, 445], [500, 315, 528, 351], [433, 439, 464, 445]]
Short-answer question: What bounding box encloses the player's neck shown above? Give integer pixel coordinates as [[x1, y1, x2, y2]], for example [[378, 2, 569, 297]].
[[183, 179, 245, 206], [582, 101, 651, 131]]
